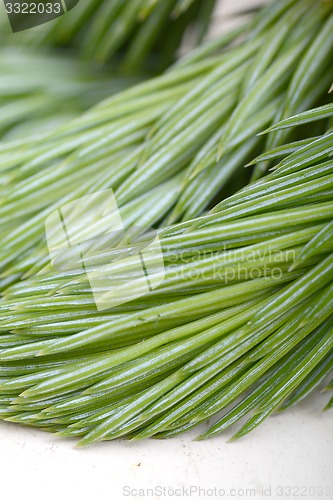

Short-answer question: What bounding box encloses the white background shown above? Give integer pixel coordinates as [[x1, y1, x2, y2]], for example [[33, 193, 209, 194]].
[[0, 1, 332, 499], [0, 389, 332, 500]]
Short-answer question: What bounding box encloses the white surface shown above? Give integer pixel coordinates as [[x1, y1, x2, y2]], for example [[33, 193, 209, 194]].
[[0, 388, 332, 500]]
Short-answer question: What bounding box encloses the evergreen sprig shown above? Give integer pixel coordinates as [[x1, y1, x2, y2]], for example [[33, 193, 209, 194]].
[[0, 0, 332, 284]]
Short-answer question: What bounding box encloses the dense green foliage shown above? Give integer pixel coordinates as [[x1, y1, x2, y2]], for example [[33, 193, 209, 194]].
[[0, 104, 332, 443]]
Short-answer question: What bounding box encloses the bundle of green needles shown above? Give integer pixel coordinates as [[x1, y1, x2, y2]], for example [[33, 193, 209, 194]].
[[0, 0, 332, 445]]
